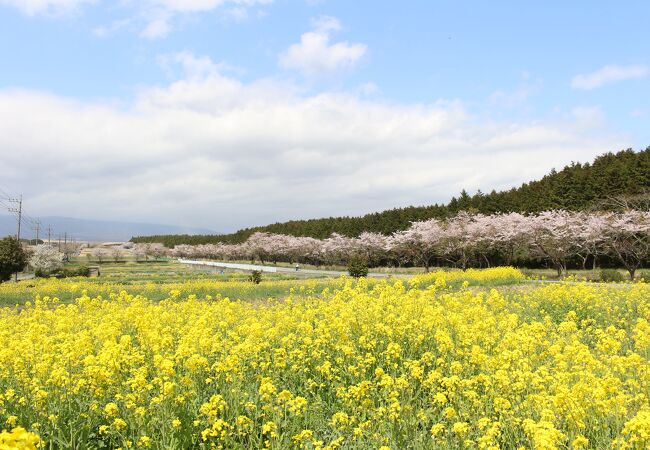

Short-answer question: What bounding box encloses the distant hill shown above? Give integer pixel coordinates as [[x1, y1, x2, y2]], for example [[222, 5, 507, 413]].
[[132, 147, 650, 247], [0, 215, 216, 242]]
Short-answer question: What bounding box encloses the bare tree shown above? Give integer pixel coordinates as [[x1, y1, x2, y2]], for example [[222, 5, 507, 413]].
[[92, 247, 106, 263], [111, 247, 122, 263]]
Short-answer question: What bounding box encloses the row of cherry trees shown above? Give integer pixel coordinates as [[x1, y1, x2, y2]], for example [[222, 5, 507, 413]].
[[167, 210, 650, 279]]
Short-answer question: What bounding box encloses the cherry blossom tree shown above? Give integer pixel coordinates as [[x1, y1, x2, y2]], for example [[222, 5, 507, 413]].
[[390, 219, 443, 272], [520, 210, 581, 277], [92, 247, 108, 263], [247, 232, 276, 264], [321, 233, 357, 265], [356, 232, 389, 267], [438, 212, 482, 270], [164, 209, 650, 276], [30, 244, 64, 275], [602, 210, 650, 280], [484, 212, 528, 266], [573, 212, 609, 270]]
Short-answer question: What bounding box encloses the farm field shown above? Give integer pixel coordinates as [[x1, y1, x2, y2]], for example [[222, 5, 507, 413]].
[[1, 266, 649, 449], [0, 261, 335, 307], [68, 257, 650, 281]]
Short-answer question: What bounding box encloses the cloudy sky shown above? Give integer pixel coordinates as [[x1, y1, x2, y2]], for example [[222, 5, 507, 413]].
[[0, 1, 648, 232]]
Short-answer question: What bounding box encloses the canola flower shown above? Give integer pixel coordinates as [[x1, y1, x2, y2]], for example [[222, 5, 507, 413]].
[[0, 269, 648, 448], [409, 266, 525, 288], [0, 427, 41, 449], [0, 276, 348, 306]]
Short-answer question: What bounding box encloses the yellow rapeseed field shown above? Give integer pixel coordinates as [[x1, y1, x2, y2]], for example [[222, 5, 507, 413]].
[[0, 269, 649, 449], [409, 267, 525, 288]]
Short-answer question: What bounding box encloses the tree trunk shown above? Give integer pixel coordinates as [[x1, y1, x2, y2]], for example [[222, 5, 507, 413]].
[[483, 254, 491, 268], [628, 268, 636, 281]]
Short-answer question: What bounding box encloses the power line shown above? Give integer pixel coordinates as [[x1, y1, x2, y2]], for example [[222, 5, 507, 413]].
[[6, 195, 22, 281], [0, 187, 13, 200], [0, 188, 85, 247], [32, 219, 42, 243]]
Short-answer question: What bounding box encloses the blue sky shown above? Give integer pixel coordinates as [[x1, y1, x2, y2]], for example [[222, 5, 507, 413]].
[[0, 0, 648, 231]]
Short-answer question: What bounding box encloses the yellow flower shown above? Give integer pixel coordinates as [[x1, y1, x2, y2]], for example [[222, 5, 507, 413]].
[[452, 422, 469, 435], [0, 427, 41, 450], [104, 402, 119, 417], [433, 392, 447, 405], [571, 435, 589, 449], [430, 423, 445, 437], [261, 421, 278, 438], [0, 268, 648, 449], [622, 409, 650, 447]]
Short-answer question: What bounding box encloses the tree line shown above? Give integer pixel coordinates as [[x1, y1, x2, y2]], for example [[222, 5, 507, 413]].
[[132, 147, 650, 247], [170, 210, 650, 280]]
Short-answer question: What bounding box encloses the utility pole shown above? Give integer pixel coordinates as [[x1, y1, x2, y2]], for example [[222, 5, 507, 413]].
[[7, 195, 22, 241], [33, 220, 41, 244], [7, 195, 22, 282], [47, 226, 52, 245]]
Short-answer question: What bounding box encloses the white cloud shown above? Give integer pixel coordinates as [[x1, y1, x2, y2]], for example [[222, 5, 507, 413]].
[[141, 0, 266, 14], [488, 73, 542, 109], [572, 106, 606, 128], [1, 0, 271, 37], [0, 53, 627, 231], [357, 82, 379, 96], [92, 17, 134, 37], [223, 6, 248, 21], [0, 0, 95, 16], [488, 86, 534, 108], [279, 16, 367, 77], [158, 52, 223, 78], [571, 64, 648, 90], [140, 14, 172, 39]]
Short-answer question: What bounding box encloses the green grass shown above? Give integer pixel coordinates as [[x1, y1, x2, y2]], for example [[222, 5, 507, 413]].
[[0, 260, 354, 307], [3, 260, 647, 308]]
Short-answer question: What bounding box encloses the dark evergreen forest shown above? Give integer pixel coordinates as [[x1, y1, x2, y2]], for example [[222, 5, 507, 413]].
[[132, 147, 650, 247]]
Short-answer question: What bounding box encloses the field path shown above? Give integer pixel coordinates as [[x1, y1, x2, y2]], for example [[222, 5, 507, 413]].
[[177, 259, 392, 278]]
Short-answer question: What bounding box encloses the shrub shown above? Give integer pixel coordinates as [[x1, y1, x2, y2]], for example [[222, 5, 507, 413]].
[[638, 270, 650, 283], [347, 257, 369, 278], [249, 270, 262, 284], [67, 265, 91, 277], [0, 237, 27, 282], [35, 269, 49, 278], [44, 265, 92, 279], [600, 269, 624, 283]]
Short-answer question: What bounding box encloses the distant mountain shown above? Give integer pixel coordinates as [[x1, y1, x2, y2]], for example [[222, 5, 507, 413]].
[[0, 215, 216, 242]]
